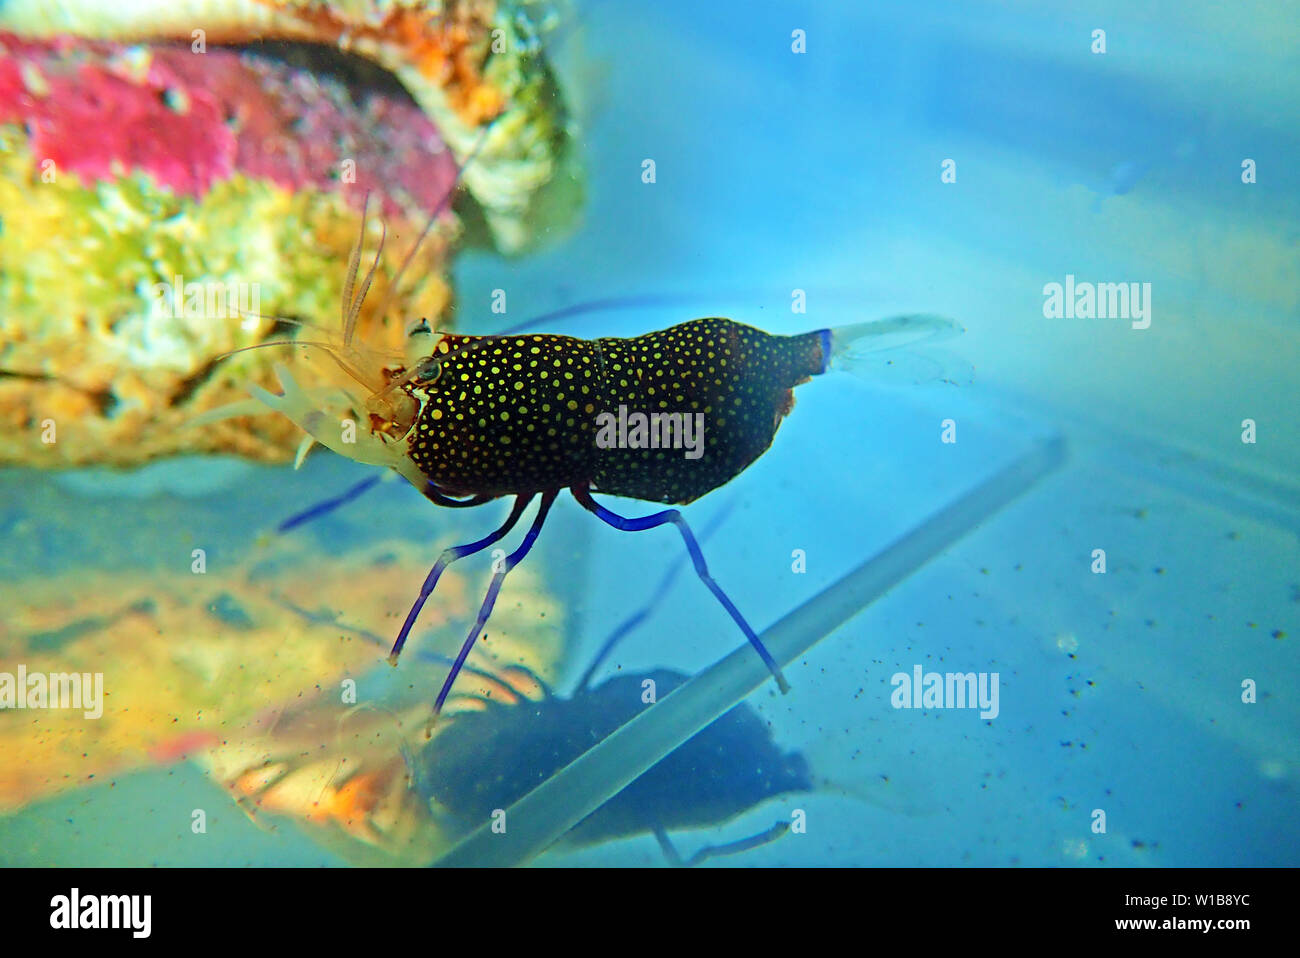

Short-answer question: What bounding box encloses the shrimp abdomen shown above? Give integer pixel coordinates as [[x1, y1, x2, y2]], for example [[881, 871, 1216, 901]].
[[402, 319, 828, 504], [591, 318, 827, 504]]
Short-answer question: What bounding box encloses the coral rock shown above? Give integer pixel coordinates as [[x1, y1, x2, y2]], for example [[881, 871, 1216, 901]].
[[0, 34, 460, 467]]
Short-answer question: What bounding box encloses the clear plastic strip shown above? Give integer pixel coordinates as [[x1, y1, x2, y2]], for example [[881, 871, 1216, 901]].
[[434, 434, 1067, 867]]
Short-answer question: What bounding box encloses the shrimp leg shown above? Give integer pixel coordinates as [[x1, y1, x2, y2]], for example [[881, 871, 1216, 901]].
[[570, 485, 790, 694], [433, 490, 559, 716], [419, 485, 495, 509], [653, 821, 791, 867], [277, 474, 385, 533], [389, 494, 532, 664], [276, 475, 487, 536], [575, 498, 737, 690]]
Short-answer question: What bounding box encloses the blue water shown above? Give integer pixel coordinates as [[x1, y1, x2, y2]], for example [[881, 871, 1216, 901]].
[[2, 0, 1296, 866], [453, 0, 1298, 865]]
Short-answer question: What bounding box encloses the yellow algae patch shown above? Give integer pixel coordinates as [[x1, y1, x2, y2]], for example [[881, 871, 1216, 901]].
[[0, 135, 453, 468]]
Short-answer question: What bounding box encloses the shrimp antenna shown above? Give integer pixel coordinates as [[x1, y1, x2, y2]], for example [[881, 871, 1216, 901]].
[[224, 121, 499, 392], [366, 121, 498, 326], [340, 191, 370, 343], [216, 339, 383, 395], [344, 212, 386, 347], [230, 311, 344, 340]]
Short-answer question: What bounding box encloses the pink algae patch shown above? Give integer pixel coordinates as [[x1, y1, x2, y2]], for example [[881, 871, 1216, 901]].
[[0, 32, 457, 217], [0, 34, 235, 196]]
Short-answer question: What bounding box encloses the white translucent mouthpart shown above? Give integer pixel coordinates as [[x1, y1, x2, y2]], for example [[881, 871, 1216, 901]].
[[188, 386, 346, 430], [247, 365, 427, 488]]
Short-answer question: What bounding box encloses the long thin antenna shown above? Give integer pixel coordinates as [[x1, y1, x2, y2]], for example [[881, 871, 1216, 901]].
[[226, 123, 498, 390], [344, 219, 386, 347], [368, 121, 499, 326], [341, 192, 370, 337]]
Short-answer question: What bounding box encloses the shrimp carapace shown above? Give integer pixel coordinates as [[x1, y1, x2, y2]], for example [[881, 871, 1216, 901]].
[[402, 319, 829, 504]]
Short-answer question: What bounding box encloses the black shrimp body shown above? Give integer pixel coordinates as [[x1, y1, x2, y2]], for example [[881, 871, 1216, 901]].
[[404, 318, 830, 505], [591, 319, 830, 504]]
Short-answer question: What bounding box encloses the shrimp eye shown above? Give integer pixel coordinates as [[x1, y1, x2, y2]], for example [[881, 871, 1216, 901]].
[[414, 356, 442, 383]]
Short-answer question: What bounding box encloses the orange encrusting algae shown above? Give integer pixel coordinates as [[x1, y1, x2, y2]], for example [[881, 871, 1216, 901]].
[[192, 646, 556, 864], [254, 0, 507, 127]]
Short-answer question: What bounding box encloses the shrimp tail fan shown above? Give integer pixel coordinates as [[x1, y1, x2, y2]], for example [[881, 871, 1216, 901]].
[[824, 313, 972, 387]]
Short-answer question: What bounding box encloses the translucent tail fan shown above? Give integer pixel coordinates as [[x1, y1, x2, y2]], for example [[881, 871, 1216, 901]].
[[827, 314, 972, 387]]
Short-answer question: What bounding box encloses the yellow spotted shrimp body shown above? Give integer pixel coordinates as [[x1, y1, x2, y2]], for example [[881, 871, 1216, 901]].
[[405, 332, 604, 498], [401, 318, 831, 505]]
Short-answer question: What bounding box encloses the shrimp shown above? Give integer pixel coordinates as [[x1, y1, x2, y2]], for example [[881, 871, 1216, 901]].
[[237, 175, 962, 717]]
